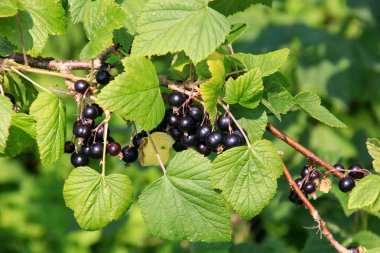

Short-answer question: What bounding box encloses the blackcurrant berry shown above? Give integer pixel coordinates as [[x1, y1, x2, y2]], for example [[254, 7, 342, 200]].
[[169, 127, 182, 140], [167, 112, 179, 126], [71, 153, 89, 167], [348, 164, 364, 179], [172, 140, 187, 152], [107, 142, 121, 156], [168, 92, 186, 107], [73, 123, 91, 140], [303, 181, 316, 194], [295, 178, 303, 188], [205, 131, 223, 150], [301, 165, 309, 178], [121, 146, 138, 163], [96, 70, 111, 85], [189, 105, 204, 122], [178, 116, 195, 132], [83, 105, 99, 119], [309, 170, 321, 181], [233, 129, 247, 144], [223, 133, 243, 150], [217, 115, 232, 132], [90, 142, 104, 159], [4, 93, 15, 104], [288, 190, 307, 205], [196, 143, 211, 156], [132, 131, 147, 148], [80, 145, 91, 157], [92, 103, 104, 116], [347, 246, 358, 253], [95, 125, 110, 141], [181, 134, 198, 147], [64, 141, 75, 153], [196, 124, 212, 142], [338, 177, 355, 193], [74, 80, 90, 94], [333, 163, 345, 171]]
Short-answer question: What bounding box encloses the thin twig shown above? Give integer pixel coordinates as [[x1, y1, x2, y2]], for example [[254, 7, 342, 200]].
[[101, 111, 111, 176], [11, 64, 84, 81], [16, 13, 28, 67], [8, 67, 52, 94], [228, 44, 235, 54], [283, 165, 350, 253], [147, 133, 167, 175], [266, 123, 345, 179]]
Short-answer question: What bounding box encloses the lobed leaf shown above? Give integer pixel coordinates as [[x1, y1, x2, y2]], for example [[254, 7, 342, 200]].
[[348, 174, 380, 212], [232, 106, 268, 142], [0, 0, 17, 18], [366, 138, 380, 172], [121, 0, 150, 35], [68, 0, 91, 23], [0, 96, 14, 154], [210, 0, 272, 16], [140, 132, 174, 166]]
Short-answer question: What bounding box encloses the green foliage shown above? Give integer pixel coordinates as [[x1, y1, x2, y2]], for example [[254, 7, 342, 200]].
[[63, 166, 134, 230], [367, 138, 380, 172], [348, 174, 380, 212], [226, 23, 248, 45], [121, 0, 149, 35], [140, 132, 174, 166], [0, 0, 17, 17], [68, 0, 91, 23], [131, 0, 231, 63], [139, 150, 231, 242], [30, 92, 66, 165], [0, 96, 13, 153], [210, 0, 272, 16], [233, 106, 268, 142]]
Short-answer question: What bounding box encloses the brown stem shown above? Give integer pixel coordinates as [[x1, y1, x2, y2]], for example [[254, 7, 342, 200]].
[[266, 123, 345, 179], [283, 165, 350, 253], [16, 13, 28, 67]]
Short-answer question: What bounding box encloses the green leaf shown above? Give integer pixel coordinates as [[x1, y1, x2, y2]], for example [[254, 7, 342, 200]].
[[140, 132, 174, 166], [63, 167, 134, 230], [210, 141, 283, 219], [232, 106, 268, 142], [223, 68, 263, 109], [139, 150, 231, 242], [348, 175, 380, 212], [351, 231, 380, 250], [30, 92, 66, 165], [367, 138, 380, 172], [97, 57, 165, 131], [294, 92, 346, 128], [199, 59, 226, 123], [5, 113, 36, 157], [0, 96, 14, 154], [230, 48, 289, 77], [226, 23, 248, 45], [80, 0, 125, 59], [367, 247, 380, 253], [0, 0, 17, 17], [0, 37, 16, 56], [121, 0, 150, 35], [0, 0, 66, 56], [67, 0, 91, 23], [132, 0, 231, 63], [210, 0, 272, 16]]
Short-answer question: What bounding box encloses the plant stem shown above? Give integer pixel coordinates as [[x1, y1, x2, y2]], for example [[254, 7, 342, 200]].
[[266, 123, 345, 179], [147, 133, 167, 175], [16, 13, 28, 67], [11, 64, 84, 81], [101, 111, 111, 176], [283, 164, 350, 253], [8, 67, 53, 94]]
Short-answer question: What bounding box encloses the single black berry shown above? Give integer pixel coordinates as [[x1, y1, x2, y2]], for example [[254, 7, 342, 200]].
[[309, 170, 321, 181], [132, 131, 147, 148], [301, 165, 309, 178], [169, 127, 182, 140], [295, 178, 303, 188], [73, 123, 91, 140], [233, 129, 247, 144], [338, 177, 356, 193], [288, 190, 307, 205], [223, 133, 243, 150], [121, 146, 138, 163], [92, 103, 104, 116], [333, 163, 345, 171], [96, 70, 111, 85], [181, 134, 198, 147], [167, 112, 179, 126], [168, 92, 186, 107], [205, 131, 224, 150], [178, 116, 195, 132], [90, 142, 104, 159], [196, 124, 212, 142], [348, 164, 364, 179], [64, 141, 75, 153], [216, 115, 231, 132], [95, 125, 110, 141], [74, 80, 90, 94], [196, 143, 211, 156], [80, 145, 91, 157], [172, 140, 187, 152], [4, 93, 15, 104], [303, 181, 316, 194], [71, 153, 89, 167], [108, 142, 121, 156], [189, 105, 204, 122], [83, 105, 99, 119]]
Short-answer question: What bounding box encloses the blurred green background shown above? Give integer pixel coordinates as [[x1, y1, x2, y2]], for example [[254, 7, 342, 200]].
[[1, 0, 380, 252]]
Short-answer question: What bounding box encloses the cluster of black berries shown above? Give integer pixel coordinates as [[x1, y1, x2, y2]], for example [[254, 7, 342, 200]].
[[288, 165, 321, 205], [333, 163, 370, 193], [74, 68, 111, 95], [160, 91, 246, 156]]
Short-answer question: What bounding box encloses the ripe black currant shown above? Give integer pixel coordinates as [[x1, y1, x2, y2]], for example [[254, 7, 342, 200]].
[[295, 178, 303, 188], [96, 70, 111, 85], [80, 145, 91, 157], [189, 105, 204, 122], [301, 165, 309, 178], [73, 123, 91, 140], [181, 134, 198, 147], [92, 103, 103, 116], [196, 124, 212, 142], [168, 92, 186, 107], [216, 115, 231, 132], [169, 127, 182, 140], [74, 80, 90, 94], [90, 142, 104, 159], [95, 125, 110, 141], [333, 163, 345, 171], [205, 131, 223, 150], [303, 181, 316, 194], [132, 131, 147, 148], [309, 170, 321, 181], [338, 177, 355, 193], [71, 153, 89, 167], [172, 140, 187, 152], [107, 142, 121, 156], [83, 105, 99, 119], [196, 143, 211, 156], [223, 133, 243, 150], [288, 190, 307, 205], [121, 146, 138, 163], [167, 112, 179, 126], [348, 164, 364, 179], [233, 129, 247, 144], [4, 93, 16, 104], [178, 116, 195, 132], [64, 141, 75, 153]]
